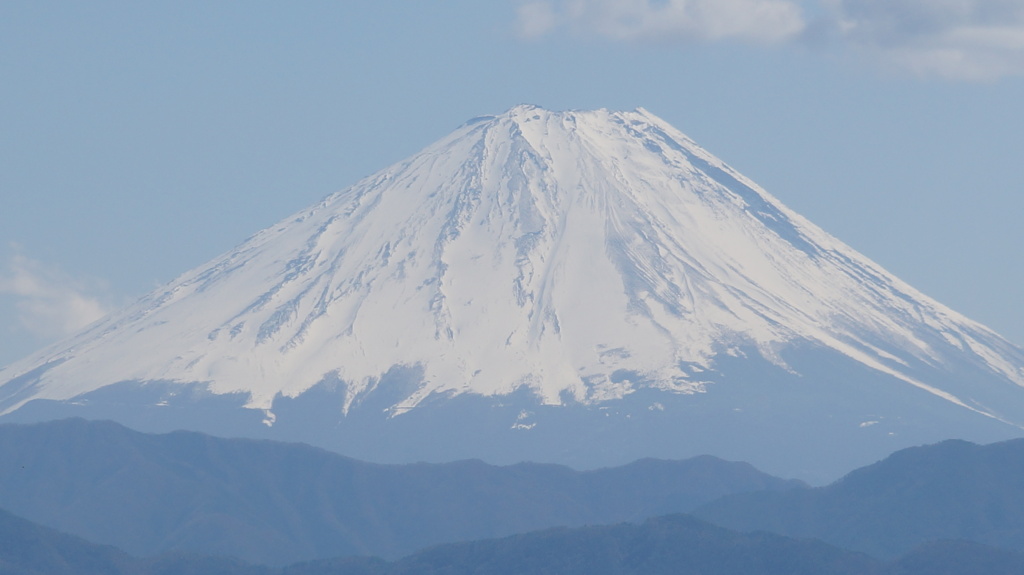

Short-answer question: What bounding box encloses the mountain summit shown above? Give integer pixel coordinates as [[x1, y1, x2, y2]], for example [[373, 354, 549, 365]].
[[2, 106, 1023, 481]]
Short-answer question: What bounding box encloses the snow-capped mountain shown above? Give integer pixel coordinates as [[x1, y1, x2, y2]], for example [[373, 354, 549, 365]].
[[3, 105, 1023, 482]]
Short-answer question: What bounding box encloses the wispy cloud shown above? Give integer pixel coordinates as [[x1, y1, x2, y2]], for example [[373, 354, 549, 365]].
[[0, 251, 111, 340], [517, 0, 808, 44], [517, 0, 1024, 80], [828, 0, 1024, 80]]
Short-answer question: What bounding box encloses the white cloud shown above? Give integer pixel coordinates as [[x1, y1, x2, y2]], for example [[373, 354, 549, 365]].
[[517, 0, 807, 44], [517, 0, 1024, 79], [830, 0, 1024, 80], [518, 1, 560, 37], [0, 252, 111, 340]]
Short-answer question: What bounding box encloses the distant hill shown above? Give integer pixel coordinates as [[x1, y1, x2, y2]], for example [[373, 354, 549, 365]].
[[325, 514, 881, 575], [7, 505, 1024, 575], [0, 418, 800, 566], [693, 438, 1024, 558], [0, 506, 133, 575], [0, 505, 268, 575], [887, 539, 1024, 575]]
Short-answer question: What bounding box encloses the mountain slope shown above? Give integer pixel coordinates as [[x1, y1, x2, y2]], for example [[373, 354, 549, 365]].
[[693, 437, 1024, 558], [2, 105, 1023, 481], [0, 418, 800, 566]]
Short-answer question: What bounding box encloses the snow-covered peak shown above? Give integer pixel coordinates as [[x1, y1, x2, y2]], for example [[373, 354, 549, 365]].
[[2, 106, 1023, 426]]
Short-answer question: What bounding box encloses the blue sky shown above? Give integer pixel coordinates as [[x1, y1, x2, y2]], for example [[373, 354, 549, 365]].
[[1, 0, 1023, 365]]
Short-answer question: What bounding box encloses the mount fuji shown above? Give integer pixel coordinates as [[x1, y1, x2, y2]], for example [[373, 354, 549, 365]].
[[3, 105, 1023, 482]]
